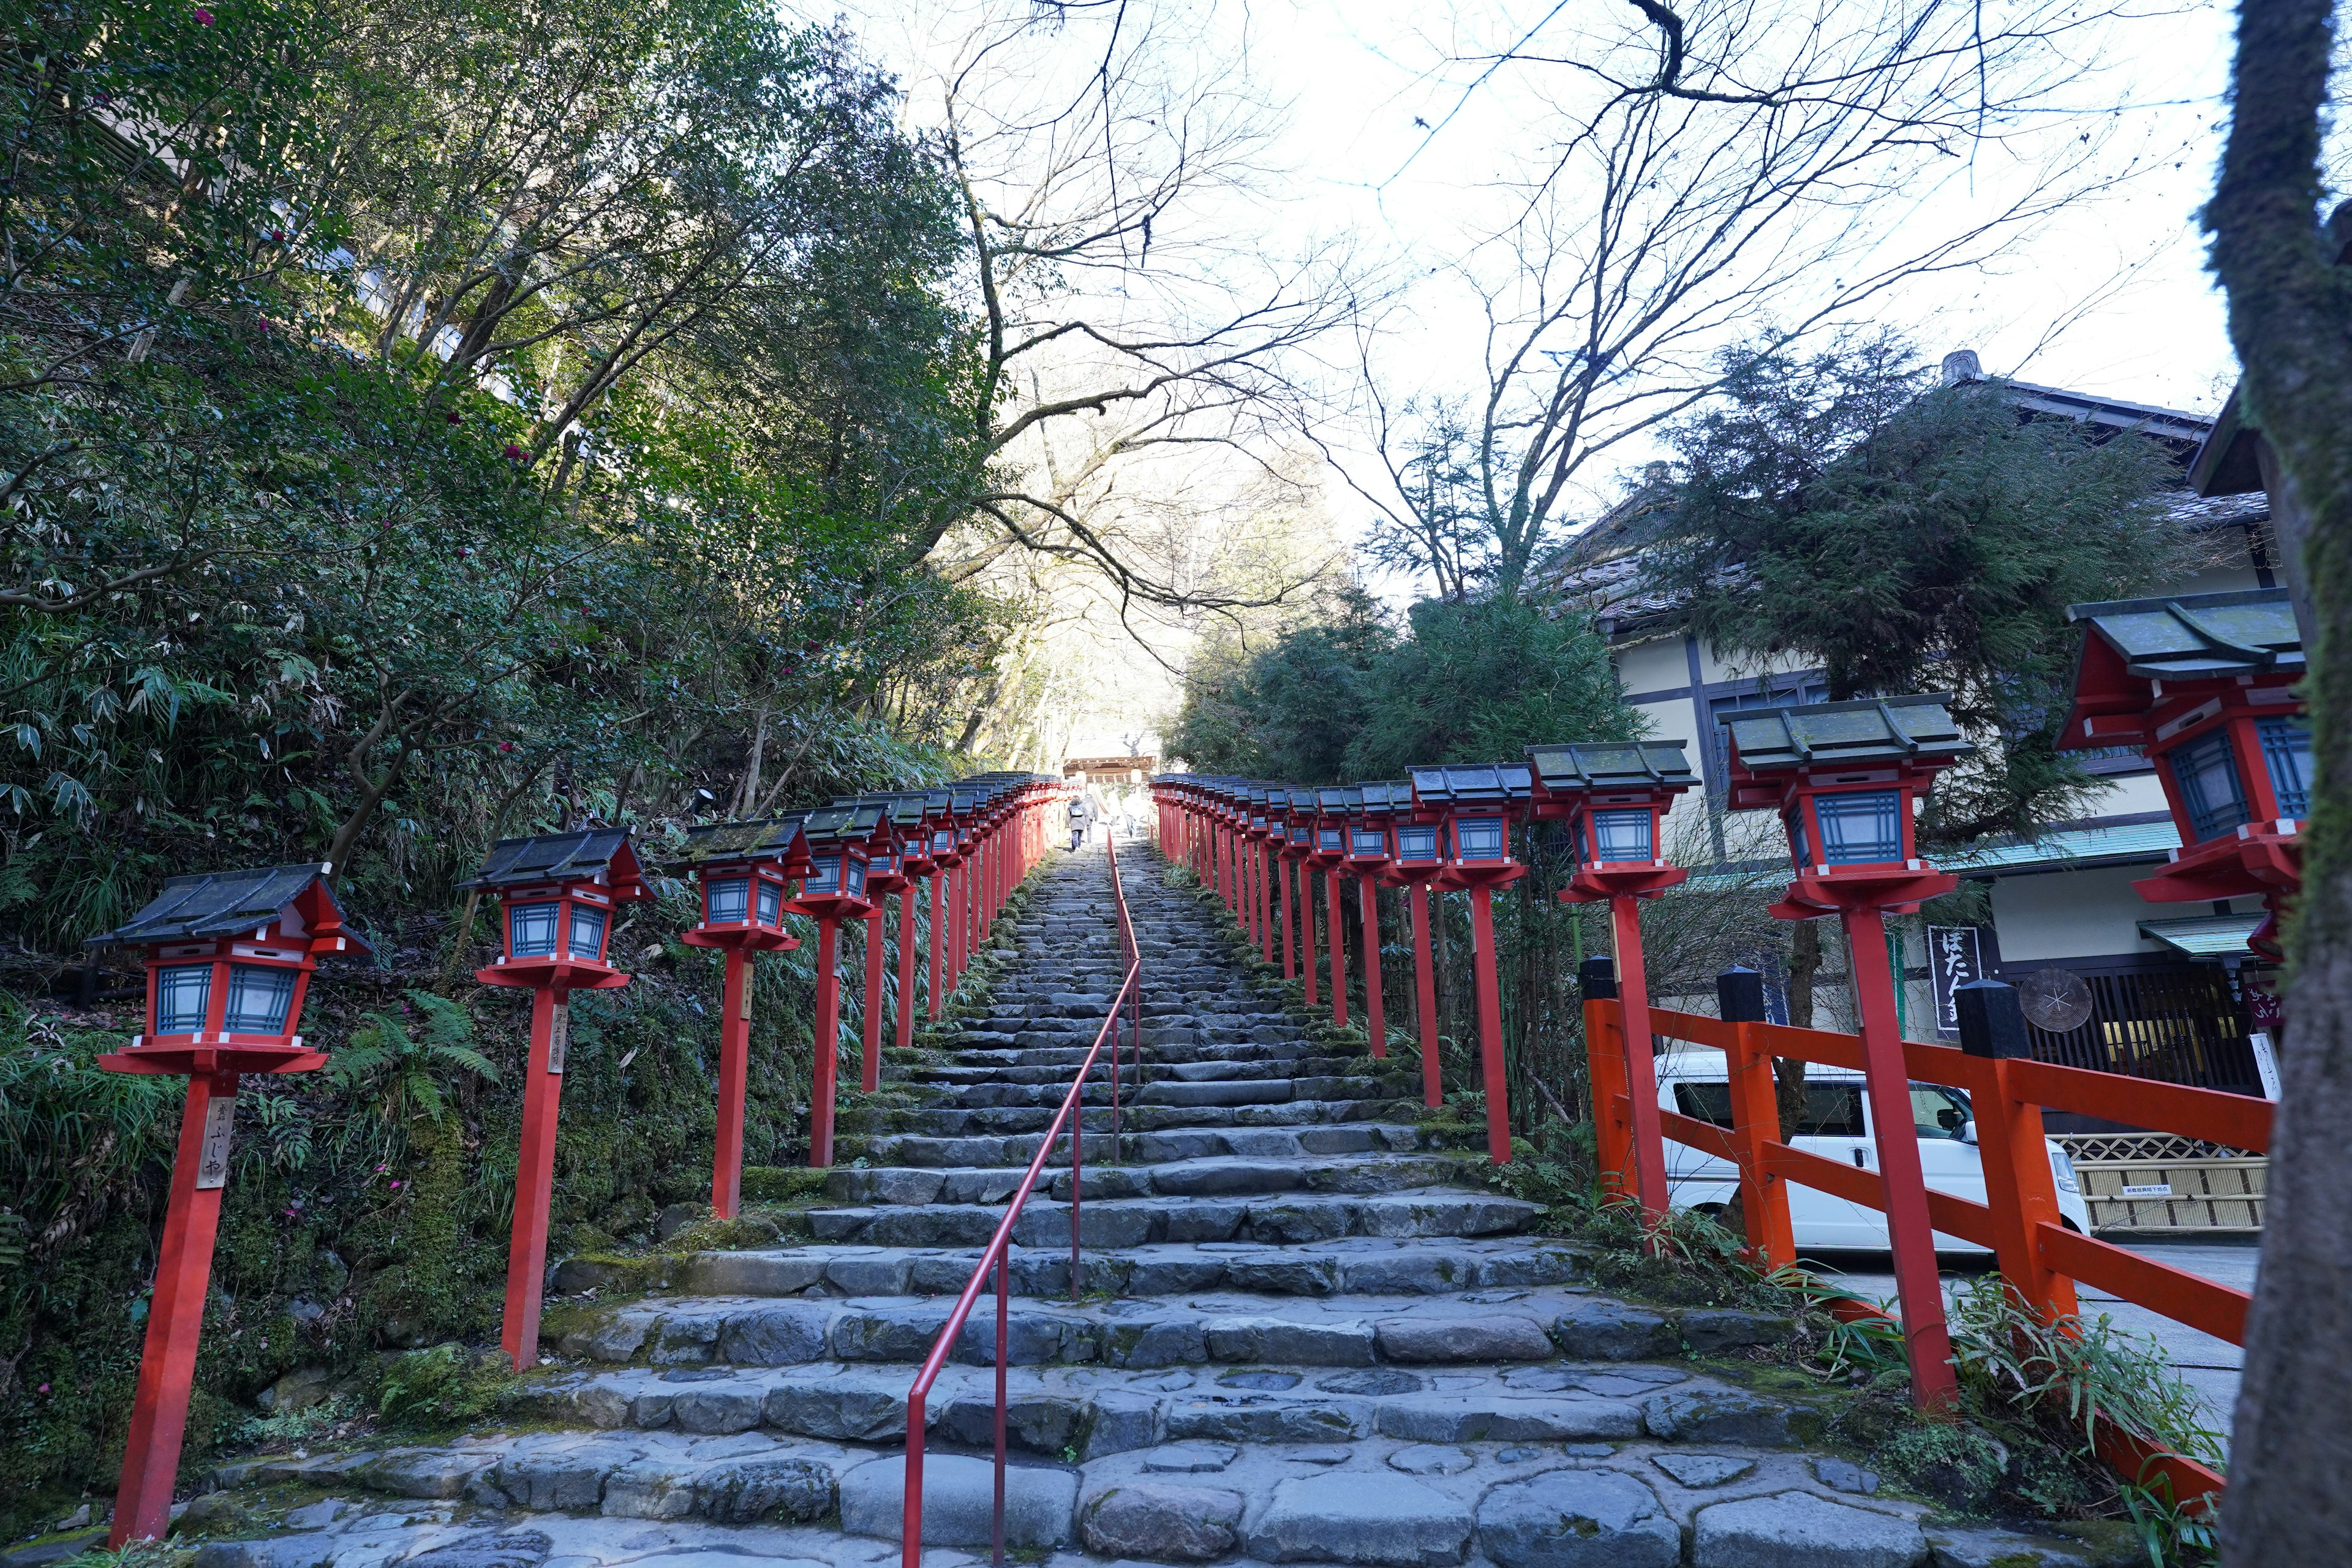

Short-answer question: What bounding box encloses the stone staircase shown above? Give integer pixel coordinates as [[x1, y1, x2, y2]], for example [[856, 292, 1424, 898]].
[[188, 841, 2131, 1568]]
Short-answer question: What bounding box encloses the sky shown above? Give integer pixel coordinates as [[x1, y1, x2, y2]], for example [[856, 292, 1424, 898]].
[[825, 0, 2248, 761]]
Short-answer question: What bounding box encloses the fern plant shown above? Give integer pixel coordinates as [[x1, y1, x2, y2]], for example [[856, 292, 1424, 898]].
[[330, 991, 501, 1140]]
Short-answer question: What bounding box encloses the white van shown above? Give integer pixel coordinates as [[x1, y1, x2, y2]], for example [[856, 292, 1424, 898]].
[[1649, 1047, 2092, 1252]]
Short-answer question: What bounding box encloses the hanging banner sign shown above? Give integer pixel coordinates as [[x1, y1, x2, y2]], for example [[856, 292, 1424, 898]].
[[1927, 925, 1986, 1039]]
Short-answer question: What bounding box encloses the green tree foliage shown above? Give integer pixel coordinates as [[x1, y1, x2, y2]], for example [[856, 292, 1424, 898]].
[[1164, 585, 1392, 782], [1167, 587, 1634, 783], [1644, 340, 2187, 843], [1344, 597, 1637, 778], [0, 0, 1011, 947]]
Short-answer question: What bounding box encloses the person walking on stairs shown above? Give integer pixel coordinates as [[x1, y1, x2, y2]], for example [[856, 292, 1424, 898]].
[[1067, 774, 1095, 851]]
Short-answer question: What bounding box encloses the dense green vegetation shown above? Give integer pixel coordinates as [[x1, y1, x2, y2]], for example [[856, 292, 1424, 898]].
[[1166, 586, 1637, 784], [0, 0, 1031, 1529]]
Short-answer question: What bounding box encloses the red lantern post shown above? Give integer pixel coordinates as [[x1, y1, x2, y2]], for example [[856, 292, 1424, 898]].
[[1266, 788, 1300, 981], [1528, 741, 1699, 1230], [1380, 791, 1449, 1107], [1412, 763, 1536, 1163], [1306, 789, 1352, 1025], [1719, 695, 1971, 1412], [921, 791, 959, 1019], [1344, 784, 1405, 1059], [463, 830, 649, 1368], [1280, 788, 1321, 1004], [844, 799, 917, 1092], [90, 865, 368, 1545], [673, 817, 810, 1218], [791, 804, 881, 1167], [1244, 786, 1275, 961], [2060, 589, 2306, 957]]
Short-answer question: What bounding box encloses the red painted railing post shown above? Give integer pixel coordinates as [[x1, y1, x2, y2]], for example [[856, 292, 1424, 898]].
[[1358, 875, 1387, 1058], [1325, 867, 1348, 1028], [1844, 905, 1959, 1411], [1954, 979, 2081, 1324], [1412, 883, 1441, 1108], [1578, 959, 1632, 1200], [713, 950, 753, 1216], [1609, 894, 1671, 1232], [809, 916, 841, 1169], [501, 985, 571, 1365], [1469, 884, 1512, 1163], [1716, 967, 1794, 1270], [108, 1069, 235, 1546]]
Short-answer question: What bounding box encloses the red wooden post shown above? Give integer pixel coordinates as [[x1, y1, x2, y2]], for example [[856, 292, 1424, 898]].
[[1412, 883, 1442, 1107], [110, 1069, 236, 1545], [1578, 959, 1632, 1199], [502, 985, 570, 1365], [929, 870, 946, 1017], [1325, 867, 1348, 1027], [1954, 979, 2081, 1324], [1846, 905, 1959, 1410], [897, 888, 919, 1052], [1469, 885, 1512, 1163], [1300, 859, 1320, 1007], [1358, 875, 1387, 1058], [1280, 858, 1298, 980], [861, 907, 885, 1093], [810, 916, 842, 1167], [714, 950, 753, 1216], [1610, 894, 1672, 1231], [1716, 967, 1795, 1269]]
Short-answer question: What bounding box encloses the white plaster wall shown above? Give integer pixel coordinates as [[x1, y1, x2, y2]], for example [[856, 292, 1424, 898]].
[[1990, 865, 2174, 961]]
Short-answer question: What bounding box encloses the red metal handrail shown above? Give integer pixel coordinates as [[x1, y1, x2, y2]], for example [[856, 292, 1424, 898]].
[[900, 835, 1142, 1567]]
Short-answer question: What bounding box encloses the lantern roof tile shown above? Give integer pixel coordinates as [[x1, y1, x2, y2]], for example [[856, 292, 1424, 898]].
[[1316, 785, 1362, 814], [1408, 763, 1535, 805], [1525, 741, 1698, 794], [461, 829, 644, 894], [1354, 781, 1415, 816], [668, 815, 810, 870], [804, 802, 888, 846], [85, 862, 368, 951], [2065, 588, 2302, 680], [1720, 694, 1971, 771]]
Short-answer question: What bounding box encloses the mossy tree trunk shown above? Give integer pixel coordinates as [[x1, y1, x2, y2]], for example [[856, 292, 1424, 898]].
[[2207, 0, 2352, 1556]]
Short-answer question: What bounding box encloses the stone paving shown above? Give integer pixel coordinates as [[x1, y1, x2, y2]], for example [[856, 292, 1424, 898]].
[[185, 842, 2137, 1568]]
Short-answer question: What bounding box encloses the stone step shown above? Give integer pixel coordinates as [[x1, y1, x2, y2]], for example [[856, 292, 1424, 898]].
[[845, 1095, 1420, 1137], [555, 1285, 1787, 1374], [642, 1235, 1589, 1301], [823, 1155, 1469, 1208], [850, 1120, 1430, 1167], [804, 1188, 1541, 1249], [900, 1053, 1360, 1088], [525, 1356, 1777, 1453], [202, 1436, 2108, 1566]]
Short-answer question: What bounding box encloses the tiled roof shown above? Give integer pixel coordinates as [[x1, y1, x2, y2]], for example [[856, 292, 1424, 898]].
[[2138, 913, 2263, 959], [1721, 695, 1970, 771], [2067, 589, 2302, 679], [1408, 763, 1535, 805], [1526, 741, 1698, 793], [86, 862, 339, 948], [462, 829, 637, 889]]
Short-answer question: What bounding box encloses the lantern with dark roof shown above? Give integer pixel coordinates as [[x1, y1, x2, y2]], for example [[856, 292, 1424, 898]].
[[1528, 741, 1699, 900], [463, 828, 649, 987], [460, 828, 649, 1372], [669, 815, 809, 1218], [88, 862, 369, 1078], [1346, 783, 1403, 876], [1309, 786, 1352, 869], [674, 816, 809, 956], [86, 862, 372, 1547], [1717, 695, 1973, 1411], [1719, 696, 1970, 918], [2060, 588, 2305, 951], [1409, 762, 1535, 889], [791, 803, 883, 921]]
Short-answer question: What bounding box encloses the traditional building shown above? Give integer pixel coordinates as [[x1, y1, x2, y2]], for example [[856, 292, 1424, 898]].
[[1539, 352, 2285, 1107]]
